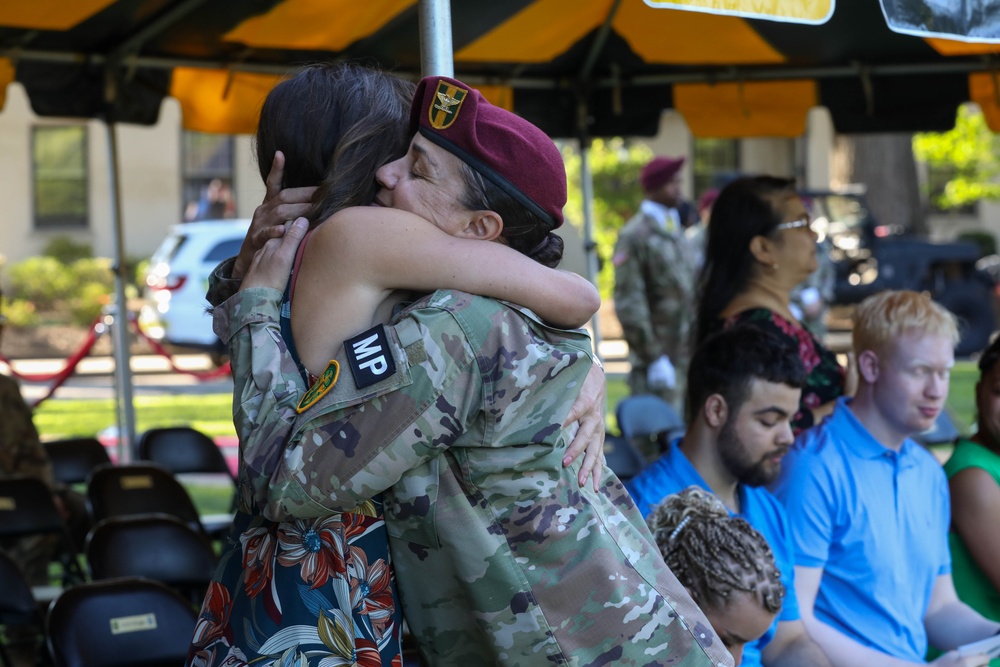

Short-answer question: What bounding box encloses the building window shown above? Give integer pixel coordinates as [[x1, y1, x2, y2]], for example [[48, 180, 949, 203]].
[[692, 138, 740, 200], [32, 126, 88, 229], [182, 131, 236, 222]]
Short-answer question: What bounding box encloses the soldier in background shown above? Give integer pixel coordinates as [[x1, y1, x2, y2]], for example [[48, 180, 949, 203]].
[[613, 155, 696, 425]]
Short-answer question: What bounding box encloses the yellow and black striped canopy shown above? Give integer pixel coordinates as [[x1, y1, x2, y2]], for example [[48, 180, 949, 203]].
[[2, 0, 999, 137]]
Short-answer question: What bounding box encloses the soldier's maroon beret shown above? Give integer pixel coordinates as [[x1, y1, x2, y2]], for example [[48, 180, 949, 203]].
[[641, 156, 685, 192], [409, 76, 565, 229]]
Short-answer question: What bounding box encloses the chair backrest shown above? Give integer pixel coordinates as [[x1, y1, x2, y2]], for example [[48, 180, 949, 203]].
[[86, 463, 205, 535], [136, 426, 233, 480], [44, 438, 112, 486], [602, 434, 647, 483], [0, 550, 38, 619], [0, 551, 44, 667], [0, 476, 66, 539], [86, 514, 217, 598], [615, 394, 686, 442], [45, 577, 197, 667], [0, 476, 87, 585]]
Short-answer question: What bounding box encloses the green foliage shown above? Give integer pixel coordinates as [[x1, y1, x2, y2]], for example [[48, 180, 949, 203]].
[[563, 138, 652, 298], [1, 297, 38, 327], [956, 230, 997, 258], [913, 105, 1000, 209], [7, 256, 113, 321], [43, 236, 92, 264], [9, 257, 75, 310]]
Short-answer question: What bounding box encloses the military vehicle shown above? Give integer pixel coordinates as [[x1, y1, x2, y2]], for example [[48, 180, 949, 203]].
[[805, 189, 997, 357]]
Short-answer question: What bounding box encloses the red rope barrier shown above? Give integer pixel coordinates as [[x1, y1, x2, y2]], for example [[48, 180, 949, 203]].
[[0, 315, 104, 383], [0, 313, 232, 407], [131, 325, 232, 379]]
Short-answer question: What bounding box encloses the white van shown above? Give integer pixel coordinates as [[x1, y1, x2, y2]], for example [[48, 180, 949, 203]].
[[138, 219, 250, 354]]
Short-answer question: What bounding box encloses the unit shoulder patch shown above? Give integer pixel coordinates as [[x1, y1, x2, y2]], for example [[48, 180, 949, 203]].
[[296, 360, 340, 413]]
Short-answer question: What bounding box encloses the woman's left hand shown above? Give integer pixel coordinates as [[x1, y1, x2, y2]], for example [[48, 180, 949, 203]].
[[562, 359, 607, 491]]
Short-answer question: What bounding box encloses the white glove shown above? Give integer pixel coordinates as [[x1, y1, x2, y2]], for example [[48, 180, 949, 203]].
[[647, 355, 676, 390]]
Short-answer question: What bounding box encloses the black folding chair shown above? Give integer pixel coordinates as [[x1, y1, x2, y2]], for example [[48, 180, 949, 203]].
[[135, 426, 237, 533], [86, 514, 218, 604], [615, 394, 686, 460], [45, 577, 197, 667], [0, 476, 87, 587], [86, 463, 208, 538], [602, 434, 647, 483], [0, 551, 46, 667], [43, 438, 112, 487], [135, 427, 234, 481]]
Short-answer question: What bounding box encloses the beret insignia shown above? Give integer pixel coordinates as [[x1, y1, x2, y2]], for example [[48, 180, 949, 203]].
[[429, 81, 467, 130]]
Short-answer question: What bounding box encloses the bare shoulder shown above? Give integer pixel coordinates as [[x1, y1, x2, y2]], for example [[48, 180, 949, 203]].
[[311, 206, 427, 244]]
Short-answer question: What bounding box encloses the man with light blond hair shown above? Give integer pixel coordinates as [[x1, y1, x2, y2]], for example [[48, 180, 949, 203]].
[[775, 290, 1000, 667]]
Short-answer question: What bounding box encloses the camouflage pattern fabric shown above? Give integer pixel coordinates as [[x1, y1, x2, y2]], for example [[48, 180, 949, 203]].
[[613, 210, 696, 413], [0, 373, 58, 585], [205, 257, 242, 309], [212, 284, 734, 667]]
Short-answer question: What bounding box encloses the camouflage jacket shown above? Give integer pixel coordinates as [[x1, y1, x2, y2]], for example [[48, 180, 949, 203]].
[[613, 208, 696, 370], [0, 374, 53, 486], [214, 285, 732, 667]]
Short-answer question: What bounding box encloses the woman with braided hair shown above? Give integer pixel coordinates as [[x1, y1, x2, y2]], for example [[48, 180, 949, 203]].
[[649, 486, 785, 666]]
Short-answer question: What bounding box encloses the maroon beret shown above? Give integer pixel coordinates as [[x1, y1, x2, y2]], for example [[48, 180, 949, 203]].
[[409, 76, 565, 229], [641, 156, 685, 192], [697, 187, 720, 212]]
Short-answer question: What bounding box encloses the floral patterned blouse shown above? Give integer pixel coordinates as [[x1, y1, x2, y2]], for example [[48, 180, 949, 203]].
[[187, 490, 404, 667], [722, 308, 845, 435]]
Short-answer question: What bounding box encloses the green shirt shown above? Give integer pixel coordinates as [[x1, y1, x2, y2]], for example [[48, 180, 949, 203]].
[[944, 438, 1000, 623]]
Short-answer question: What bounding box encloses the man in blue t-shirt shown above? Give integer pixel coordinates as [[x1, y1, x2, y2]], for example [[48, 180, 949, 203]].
[[626, 324, 833, 667], [775, 290, 1000, 666]]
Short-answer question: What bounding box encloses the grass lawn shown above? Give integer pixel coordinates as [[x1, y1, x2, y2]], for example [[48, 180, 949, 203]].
[[35, 361, 980, 515], [35, 361, 981, 443]]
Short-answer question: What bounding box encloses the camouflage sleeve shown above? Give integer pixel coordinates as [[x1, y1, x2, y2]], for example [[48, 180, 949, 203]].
[[205, 257, 242, 309], [613, 233, 663, 364], [0, 374, 54, 487], [212, 286, 309, 512], [256, 302, 483, 521]]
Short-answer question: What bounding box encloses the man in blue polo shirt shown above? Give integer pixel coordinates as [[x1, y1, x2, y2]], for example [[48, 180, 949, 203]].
[[774, 290, 1000, 666], [626, 324, 833, 667]]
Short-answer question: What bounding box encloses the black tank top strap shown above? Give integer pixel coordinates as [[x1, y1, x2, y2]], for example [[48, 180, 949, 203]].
[[278, 228, 317, 385]]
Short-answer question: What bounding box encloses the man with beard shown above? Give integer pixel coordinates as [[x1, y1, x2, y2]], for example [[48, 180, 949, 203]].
[[626, 324, 833, 667]]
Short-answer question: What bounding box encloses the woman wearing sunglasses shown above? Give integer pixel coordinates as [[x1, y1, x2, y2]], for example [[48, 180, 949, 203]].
[[694, 176, 848, 435]]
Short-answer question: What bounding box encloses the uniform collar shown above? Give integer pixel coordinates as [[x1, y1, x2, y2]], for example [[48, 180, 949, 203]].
[[830, 397, 920, 467], [641, 200, 679, 233]]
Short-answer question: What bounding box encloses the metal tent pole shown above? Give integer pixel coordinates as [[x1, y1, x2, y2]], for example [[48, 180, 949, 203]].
[[419, 0, 454, 77], [104, 119, 137, 461], [578, 136, 603, 361]]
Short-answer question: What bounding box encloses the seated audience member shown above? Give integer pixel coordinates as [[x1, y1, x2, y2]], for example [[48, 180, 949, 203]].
[[945, 336, 1000, 624], [775, 290, 1000, 666], [627, 324, 833, 667], [648, 486, 784, 666], [0, 310, 88, 584]]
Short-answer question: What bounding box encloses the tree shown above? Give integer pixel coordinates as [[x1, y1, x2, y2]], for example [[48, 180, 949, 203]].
[[913, 104, 1000, 210], [562, 138, 652, 299], [832, 132, 925, 234]]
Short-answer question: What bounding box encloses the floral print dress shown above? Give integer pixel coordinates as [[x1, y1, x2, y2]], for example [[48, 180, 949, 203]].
[[723, 308, 845, 435], [187, 487, 404, 667]]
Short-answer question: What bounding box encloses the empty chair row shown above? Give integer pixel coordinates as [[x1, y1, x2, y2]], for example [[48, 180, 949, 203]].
[[0, 551, 198, 667], [44, 426, 236, 487]]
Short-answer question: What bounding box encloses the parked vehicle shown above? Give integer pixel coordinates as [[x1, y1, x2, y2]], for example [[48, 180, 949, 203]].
[[805, 189, 996, 357], [138, 220, 250, 357]]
